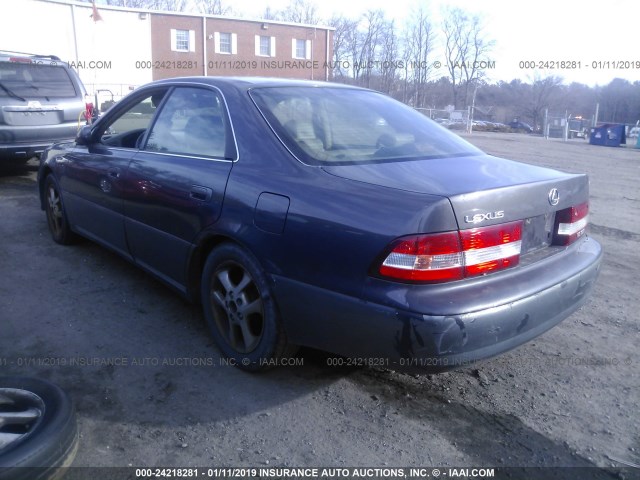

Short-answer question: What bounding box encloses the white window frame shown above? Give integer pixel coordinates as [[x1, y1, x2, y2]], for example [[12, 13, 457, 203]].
[[292, 39, 311, 60], [171, 28, 195, 53], [255, 35, 276, 57], [214, 32, 237, 55]]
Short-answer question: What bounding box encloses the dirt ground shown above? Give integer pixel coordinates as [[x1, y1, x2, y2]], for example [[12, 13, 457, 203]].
[[1, 133, 638, 476]]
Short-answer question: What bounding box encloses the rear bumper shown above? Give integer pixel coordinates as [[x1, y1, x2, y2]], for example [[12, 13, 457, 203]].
[[1, 124, 78, 160], [0, 142, 59, 160], [273, 236, 602, 372]]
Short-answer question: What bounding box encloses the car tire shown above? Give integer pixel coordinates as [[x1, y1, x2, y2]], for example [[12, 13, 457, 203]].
[[0, 377, 78, 480], [201, 243, 290, 371], [44, 175, 76, 245]]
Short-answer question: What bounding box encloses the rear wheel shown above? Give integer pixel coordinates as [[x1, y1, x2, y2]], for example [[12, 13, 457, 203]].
[[44, 175, 76, 245], [201, 243, 290, 371]]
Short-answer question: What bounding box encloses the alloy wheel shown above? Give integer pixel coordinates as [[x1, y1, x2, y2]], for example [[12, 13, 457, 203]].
[[0, 388, 45, 453], [46, 185, 63, 238], [209, 261, 265, 353]]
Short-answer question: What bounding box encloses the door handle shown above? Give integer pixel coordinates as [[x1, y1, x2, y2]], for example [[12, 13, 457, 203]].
[[190, 185, 212, 202]]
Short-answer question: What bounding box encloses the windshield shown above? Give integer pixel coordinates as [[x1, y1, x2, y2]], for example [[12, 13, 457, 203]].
[[250, 86, 481, 166], [0, 62, 78, 98]]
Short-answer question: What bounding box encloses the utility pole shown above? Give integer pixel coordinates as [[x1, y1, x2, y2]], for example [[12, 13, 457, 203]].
[[468, 81, 479, 134]]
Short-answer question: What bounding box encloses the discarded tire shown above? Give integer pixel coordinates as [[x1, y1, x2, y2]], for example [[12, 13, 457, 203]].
[[0, 377, 78, 480]]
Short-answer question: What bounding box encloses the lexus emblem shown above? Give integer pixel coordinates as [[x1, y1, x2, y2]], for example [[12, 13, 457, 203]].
[[548, 188, 560, 206]]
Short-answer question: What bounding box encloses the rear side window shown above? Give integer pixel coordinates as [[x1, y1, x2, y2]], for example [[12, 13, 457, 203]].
[[250, 86, 481, 166], [0, 63, 78, 98]]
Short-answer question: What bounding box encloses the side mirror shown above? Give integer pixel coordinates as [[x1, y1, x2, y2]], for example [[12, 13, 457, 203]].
[[75, 125, 93, 146]]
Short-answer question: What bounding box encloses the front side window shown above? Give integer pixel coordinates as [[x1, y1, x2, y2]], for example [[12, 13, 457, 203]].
[[145, 87, 231, 159], [250, 87, 481, 166], [99, 89, 169, 149]]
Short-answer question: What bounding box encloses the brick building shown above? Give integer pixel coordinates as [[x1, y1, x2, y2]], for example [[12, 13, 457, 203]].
[[0, 0, 333, 100], [151, 13, 333, 81]]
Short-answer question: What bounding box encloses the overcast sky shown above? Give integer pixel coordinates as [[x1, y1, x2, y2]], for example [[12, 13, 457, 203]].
[[229, 0, 640, 86]]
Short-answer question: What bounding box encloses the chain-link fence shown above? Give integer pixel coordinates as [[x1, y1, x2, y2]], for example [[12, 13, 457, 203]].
[[83, 84, 138, 113], [543, 112, 594, 140]]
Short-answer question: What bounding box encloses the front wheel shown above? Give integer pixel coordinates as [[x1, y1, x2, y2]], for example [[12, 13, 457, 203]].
[[44, 175, 76, 245], [201, 243, 290, 371]]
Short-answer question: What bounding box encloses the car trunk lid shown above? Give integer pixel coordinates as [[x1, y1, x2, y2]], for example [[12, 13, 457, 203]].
[[323, 154, 589, 255]]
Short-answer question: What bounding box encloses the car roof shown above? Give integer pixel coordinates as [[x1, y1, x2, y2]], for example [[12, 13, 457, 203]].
[[147, 76, 364, 92], [0, 51, 63, 63]]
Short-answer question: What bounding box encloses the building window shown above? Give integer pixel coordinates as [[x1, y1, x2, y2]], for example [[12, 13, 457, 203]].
[[260, 36, 270, 56], [214, 32, 237, 55], [171, 29, 195, 52], [255, 35, 275, 57], [220, 33, 231, 53], [175, 30, 189, 51], [292, 39, 311, 59]]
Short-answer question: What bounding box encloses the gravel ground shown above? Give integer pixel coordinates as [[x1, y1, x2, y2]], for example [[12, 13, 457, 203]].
[[1, 132, 638, 477]]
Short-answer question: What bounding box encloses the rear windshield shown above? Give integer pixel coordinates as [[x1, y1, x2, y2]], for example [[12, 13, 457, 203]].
[[250, 86, 481, 166], [0, 62, 78, 98]]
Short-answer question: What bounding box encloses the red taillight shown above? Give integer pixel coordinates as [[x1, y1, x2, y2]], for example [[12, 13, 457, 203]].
[[378, 220, 523, 283], [379, 232, 464, 282], [460, 221, 522, 276], [9, 57, 32, 63], [553, 202, 589, 245]]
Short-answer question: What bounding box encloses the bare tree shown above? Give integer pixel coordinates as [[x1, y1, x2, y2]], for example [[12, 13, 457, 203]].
[[80, 0, 148, 7], [198, 0, 231, 15], [378, 20, 399, 95], [404, 7, 434, 107], [151, 0, 188, 11], [598, 78, 636, 123], [100, 0, 188, 11], [328, 14, 358, 79], [525, 74, 563, 129], [279, 0, 320, 24], [442, 7, 493, 108], [261, 6, 279, 20], [353, 10, 386, 87]]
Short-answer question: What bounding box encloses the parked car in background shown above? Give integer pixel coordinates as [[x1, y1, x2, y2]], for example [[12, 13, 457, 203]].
[[0, 51, 87, 163], [38, 77, 601, 372], [509, 120, 534, 133]]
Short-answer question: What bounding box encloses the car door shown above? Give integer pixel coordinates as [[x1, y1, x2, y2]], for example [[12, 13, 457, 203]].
[[122, 85, 236, 290], [59, 88, 169, 258]]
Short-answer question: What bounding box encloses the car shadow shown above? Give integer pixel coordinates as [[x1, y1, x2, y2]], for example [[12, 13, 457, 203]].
[[348, 369, 618, 474], [0, 157, 38, 177]]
